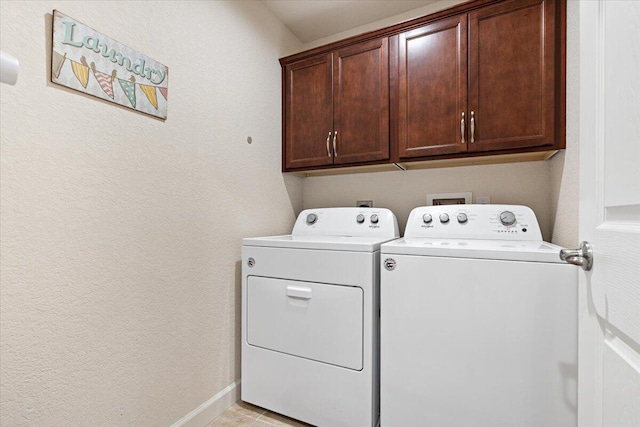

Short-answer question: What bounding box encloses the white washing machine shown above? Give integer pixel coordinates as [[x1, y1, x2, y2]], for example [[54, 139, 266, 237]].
[[242, 207, 399, 427], [380, 204, 577, 427]]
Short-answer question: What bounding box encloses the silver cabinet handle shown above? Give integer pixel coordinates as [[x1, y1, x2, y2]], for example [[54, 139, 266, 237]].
[[333, 130, 338, 156], [470, 111, 475, 143], [461, 112, 466, 144], [326, 132, 332, 157], [559, 241, 593, 271]]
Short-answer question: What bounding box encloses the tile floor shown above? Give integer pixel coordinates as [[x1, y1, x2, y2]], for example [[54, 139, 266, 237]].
[[207, 401, 312, 427]]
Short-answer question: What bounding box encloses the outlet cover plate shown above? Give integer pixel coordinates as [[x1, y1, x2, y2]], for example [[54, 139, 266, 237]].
[[426, 192, 472, 206]]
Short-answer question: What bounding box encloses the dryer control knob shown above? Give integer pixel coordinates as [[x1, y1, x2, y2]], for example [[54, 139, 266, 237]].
[[306, 213, 318, 225], [499, 211, 516, 226], [422, 213, 433, 224], [356, 214, 365, 224], [457, 213, 468, 223], [440, 213, 450, 223], [370, 214, 379, 224]]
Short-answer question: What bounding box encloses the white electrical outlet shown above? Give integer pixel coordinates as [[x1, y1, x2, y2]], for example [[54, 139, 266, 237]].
[[476, 196, 491, 204]]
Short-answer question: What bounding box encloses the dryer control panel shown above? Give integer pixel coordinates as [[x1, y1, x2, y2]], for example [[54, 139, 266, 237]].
[[293, 207, 400, 238], [404, 204, 542, 240]]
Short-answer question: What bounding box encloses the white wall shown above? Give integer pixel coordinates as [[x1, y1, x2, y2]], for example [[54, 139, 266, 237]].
[[302, 0, 469, 50], [0, 0, 581, 424], [0, 1, 302, 425], [304, 162, 554, 239], [549, 0, 579, 248]]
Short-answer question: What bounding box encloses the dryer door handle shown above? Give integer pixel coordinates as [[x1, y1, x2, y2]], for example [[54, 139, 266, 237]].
[[286, 286, 312, 300]]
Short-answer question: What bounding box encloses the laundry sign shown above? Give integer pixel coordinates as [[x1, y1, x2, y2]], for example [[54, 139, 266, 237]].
[[51, 10, 168, 119]]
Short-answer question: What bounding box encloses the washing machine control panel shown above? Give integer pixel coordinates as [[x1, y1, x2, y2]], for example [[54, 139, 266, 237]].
[[293, 207, 400, 238], [404, 204, 542, 240]]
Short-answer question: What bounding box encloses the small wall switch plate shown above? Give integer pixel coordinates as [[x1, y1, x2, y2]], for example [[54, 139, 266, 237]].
[[427, 192, 472, 206], [357, 200, 373, 208], [476, 196, 491, 204]]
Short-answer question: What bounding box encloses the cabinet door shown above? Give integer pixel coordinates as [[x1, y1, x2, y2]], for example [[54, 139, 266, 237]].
[[333, 38, 389, 164], [468, 0, 556, 152], [284, 54, 333, 169], [397, 15, 468, 159]]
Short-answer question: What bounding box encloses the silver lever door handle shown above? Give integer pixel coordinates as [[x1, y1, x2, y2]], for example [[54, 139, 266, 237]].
[[326, 132, 332, 157], [333, 130, 338, 156], [470, 111, 475, 143], [461, 112, 465, 144], [559, 241, 593, 271]]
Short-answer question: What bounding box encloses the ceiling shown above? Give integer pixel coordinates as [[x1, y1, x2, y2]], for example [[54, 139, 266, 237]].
[[262, 0, 438, 44]]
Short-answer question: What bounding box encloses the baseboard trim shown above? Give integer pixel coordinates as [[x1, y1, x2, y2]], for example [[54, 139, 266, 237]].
[[171, 380, 241, 427]]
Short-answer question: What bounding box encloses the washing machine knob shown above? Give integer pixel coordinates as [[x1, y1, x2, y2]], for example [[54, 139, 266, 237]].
[[306, 213, 318, 225], [370, 214, 379, 224], [499, 210, 516, 226], [439, 213, 450, 223], [457, 213, 468, 223], [356, 214, 365, 224], [422, 213, 433, 224]]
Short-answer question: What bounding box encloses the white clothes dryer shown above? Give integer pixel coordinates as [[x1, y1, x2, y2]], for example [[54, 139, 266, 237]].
[[242, 207, 399, 427], [380, 204, 577, 427]]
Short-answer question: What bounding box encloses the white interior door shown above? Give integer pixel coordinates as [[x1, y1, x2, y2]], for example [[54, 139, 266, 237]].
[[578, 1, 640, 426]]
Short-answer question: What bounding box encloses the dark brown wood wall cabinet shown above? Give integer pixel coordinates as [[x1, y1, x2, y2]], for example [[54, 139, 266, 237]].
[[284, 54, 333, 170], [283, 38, 389, 170], [397, 14, 468, 159], [468, 0, 556, 152], [280, 0, 565, 174]]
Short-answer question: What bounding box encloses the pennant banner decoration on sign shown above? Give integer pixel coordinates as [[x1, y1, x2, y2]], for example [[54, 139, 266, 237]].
[[51, 10, 168, 119], [118, 77, 137, 108], [91, 63, 115, 99], [140, 84, 158, 110], [52, 51, 66, 79], [70, 57, 90, 88], [159, 87, 168, 101]]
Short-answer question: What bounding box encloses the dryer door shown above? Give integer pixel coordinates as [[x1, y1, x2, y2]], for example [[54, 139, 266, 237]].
[[247, 276, 363, 370]]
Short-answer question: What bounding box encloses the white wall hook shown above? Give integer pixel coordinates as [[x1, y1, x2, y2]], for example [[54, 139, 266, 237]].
[[0, 50, 19, 85]]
